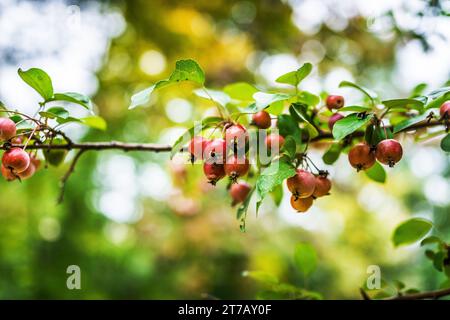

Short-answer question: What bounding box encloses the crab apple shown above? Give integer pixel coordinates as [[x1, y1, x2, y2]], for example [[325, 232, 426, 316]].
[[30, 155, 41, 171], [313, 176, 332, 198], [375, 139, 403, 167], [348, 143, 375, 171], [43, 139, 68, 167], [0, 117, 17, 141], [204, 138, 227, 164], [265, 133, 285, 151], [290, 195, 314, 213], [229, 181, 251, 206], [287, 169, 316, 199], [328, 113, 344, 131], [224, 123, 248, 151], [17, 162, 36, 180], [252, 111, 272, 129], [203, 162, 225, 185], [2, 148, 30, 173], [224, 154, 250, 181], [440, 101, 450, 118], [188, 136, 210, 161], [1, 165, 17, 181], [326, 95, 344, 110]]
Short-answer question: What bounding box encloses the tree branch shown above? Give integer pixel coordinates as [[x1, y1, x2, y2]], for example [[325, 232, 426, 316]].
[[57, 149, 87, 204], [385, 287, 450, 300]]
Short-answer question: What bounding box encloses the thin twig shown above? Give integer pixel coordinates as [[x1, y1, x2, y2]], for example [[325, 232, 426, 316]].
[[385, 287, 450, 300], [57, 149, 87, 204]]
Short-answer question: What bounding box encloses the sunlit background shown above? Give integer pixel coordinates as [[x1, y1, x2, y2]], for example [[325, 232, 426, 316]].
[[0, 0, 449, 299]]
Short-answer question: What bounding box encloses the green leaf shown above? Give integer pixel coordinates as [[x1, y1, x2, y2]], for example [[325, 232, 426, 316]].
[[393, 111, 434, 133], [56, 116, 82, 125], [281, 136, 297, 159], [277, 114, 303, 146], [251, 92, 292, 112], [332, 113, 373, 140], [392, 218, 433, 247], [265, 100, 285, 115], [270, 184, 283, 207], [410, 83, 428, 97], [223, 82, 258, 101], [382, 98, 424, 110], [52, 92, 92, 110], [339, 106, 372, 112], [425, 91, 450, 109], [170, 116, 223, 159], [420, 236, 443, 247], [256, 156, 296, 213], [18, 68, 53, 101], [242, 271, 279, 286], [39, 107, 69, 119], [294, 243, 317, 277], [236, 188, 254, 232], [129, 59, 205, 109], [322, 143, 342, 165], [289, 104, 319, 139], [339, 80, 378, 104], [427, 86, 450, 100], [365, 162, 386, 183], [441, 134, 450, 152], [276, 63, 312, 87], [80, 116, 107, 131], [366, 125, 393, 146], [433, 251, 445, 272], [297, 91, 320, 106], [194, 88, 230, 106]]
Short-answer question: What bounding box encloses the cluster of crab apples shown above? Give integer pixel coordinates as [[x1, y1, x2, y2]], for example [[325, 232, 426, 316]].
[[0, 117, 41, 181]]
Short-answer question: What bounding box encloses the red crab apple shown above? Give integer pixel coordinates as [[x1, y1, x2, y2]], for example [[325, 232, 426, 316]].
[[224, 123, 248, 151], [312, 176, 332, 198], [287, 169, 316, 199], [252, 111, 272, 129], [348, 143, 375, 171], [0, 117, 17, 141], [229, 181, 251, 206], [2, 148, 30, 173], [265, 134, 285, 151], [375, 139, 403, 167], [328, 113, 344, 131], [290, 195, 314, 212], [1, 165, 17, 181], [204, 138, 227, 164], [203, 162, 225, 185], [188, 136, 210, 161], [326, 95, 345, 110], [224, 154, 250, 181], [440, 101, 450, 118]]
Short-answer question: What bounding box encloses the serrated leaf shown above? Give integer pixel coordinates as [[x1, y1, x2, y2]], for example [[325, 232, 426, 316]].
[[322, 143, 342, 165], [332, 113, 373, 140], [339, 80, 378, 104], [252, 92, 292, 112], [294, 243, 317, 277], [275, 63, 312, 87], [80, 116, 107, 131], [223, 82, 258, 101], [129, 59, 204, 109], [339, 106, 372, 112], [365, 161, 386, 183], [52, 92, 92, 110], [393, 111, 434, 133], [170, 116, 223, 159], [392, 218, 433, 247], [441, 134, 450, 152], [289, 104, 318, 139], [18, 68, 53, 101], [256, 156, 296, 213]]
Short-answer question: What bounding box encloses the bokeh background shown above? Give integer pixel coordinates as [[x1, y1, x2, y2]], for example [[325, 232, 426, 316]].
[[0, 0, 449, 299]]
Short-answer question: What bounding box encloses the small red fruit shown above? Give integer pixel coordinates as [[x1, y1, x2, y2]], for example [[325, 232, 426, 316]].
[[326, 95, 344, 110], [229, 181, 251, 206], [224, 123, 248, 151], [313, 176, 332, 198], [31, 155, 41, 171], [375, 139, 403, 167], [204, 138, 227, 164], [203, 162, 225, 185], [2, 148, 31, 173], [0, 117, 17, 141], [188, 136, 209, 161], [265, 134, 285, 151], [348, 143, 375, 171], [290, 195, 314, 213], [1, 165, 17, 181], [440, 101, 450, 118], [224, 154, 250, 181], [18, 162, 35, 180], [287, 169, 316, 198], [252, 111, 272, 129], [328, 113, 344, 131]]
